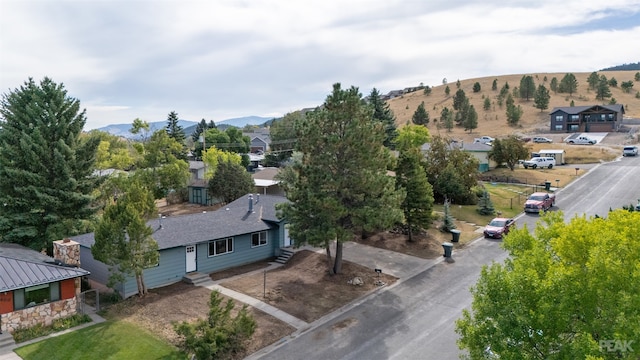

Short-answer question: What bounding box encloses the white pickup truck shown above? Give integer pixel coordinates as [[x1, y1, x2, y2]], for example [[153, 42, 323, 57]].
[[473, 136, 494, 144], [565, 135, 596, 145], [522, 157, 556, 169]]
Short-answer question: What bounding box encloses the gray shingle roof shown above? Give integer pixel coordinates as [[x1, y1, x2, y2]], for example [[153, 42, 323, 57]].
[[0, 243, 90, 292], [550, 104, 624, 115], [72, 194, 288, 250]]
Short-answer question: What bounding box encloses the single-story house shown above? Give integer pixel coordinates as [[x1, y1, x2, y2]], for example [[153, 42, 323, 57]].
[[549, 104, 624, 133], [421, 141, 495, 173], [0, 241, 89, 333], [70, 194, 291, 298]]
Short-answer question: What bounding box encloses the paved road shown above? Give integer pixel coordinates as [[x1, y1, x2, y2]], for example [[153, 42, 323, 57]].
[[251, 238, 508, 360]]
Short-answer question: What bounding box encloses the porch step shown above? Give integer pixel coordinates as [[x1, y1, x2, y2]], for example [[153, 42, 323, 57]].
[[275, 248, 295, 264], [182, 272, 212, 286], [0, 332, 16, 352]]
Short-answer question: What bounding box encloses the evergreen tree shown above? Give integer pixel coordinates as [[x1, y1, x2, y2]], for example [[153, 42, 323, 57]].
[[412, 101, 429, 126], [452, 89, 467, 110], [476, 190, 495, 215], [277, 83, 404, 275], [519, 75, 536, 101], [440, 198, 456, 232], [608, 77, 618, 87], [587, 71, 600, 90], [505, 94, 523, 126], [533, 84, 550, 112], [174, 291, 256, 360], [473, 82, 481, 93], [491, 79, 498, 91], [445, 85, 450, 96], [423, 86, 432, 96], [441, 107, 454, 132], [456, 79, 461, 89], [165, 111, 187, 159], [596, 75, 612, 101], [550, 77, 558, 93], [395, 147, 434, 242], [483, 97, 491, 111], [368, 88, 397, 148], [559, 73, 578, 95], [0, 77, 100, 250], [621, 80, 634, 93], [191, 118, 216, 143], [463, 104, 478, 133]]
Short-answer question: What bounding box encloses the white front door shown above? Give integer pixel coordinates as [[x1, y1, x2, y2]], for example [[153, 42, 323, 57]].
[[283, 226, 292, 247], [185, 245, 196, 272]]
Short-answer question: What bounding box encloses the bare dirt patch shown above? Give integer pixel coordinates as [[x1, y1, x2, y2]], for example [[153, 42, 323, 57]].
[[221, 250, 397, 323], [104, 282, 295, 359]]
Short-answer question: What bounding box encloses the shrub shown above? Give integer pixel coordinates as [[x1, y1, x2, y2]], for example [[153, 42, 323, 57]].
[[12, 314, 92, 343]]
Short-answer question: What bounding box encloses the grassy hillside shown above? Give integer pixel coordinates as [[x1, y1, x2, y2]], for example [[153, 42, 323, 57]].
[[387, 70, 640, 143]]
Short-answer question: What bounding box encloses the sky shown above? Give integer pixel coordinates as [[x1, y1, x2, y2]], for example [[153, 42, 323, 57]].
[[1, 1, 640, 130]]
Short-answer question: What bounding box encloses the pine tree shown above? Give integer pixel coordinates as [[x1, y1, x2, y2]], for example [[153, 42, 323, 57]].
[[587, 71, 600, 90], [559, 73, 578, 95], [505, 94, 523, 126], [550, 77, 558, 93], [166, 111, 186, 144], [473, 82, 481, 93], [412, 101, 429, 126], [534, 84, 550, 112], [476, 190, 495, 215], [368, 88, 398, 148], [445, 85, 450, 96], [0, 77, 100, 250], [440, 198, 456, 232], [483, 98, 491, 111], [453, 89, 467, 111], [596, 75, 612, 101], [395, 148, 434, 242], [277, 83, 404, 275], [491, 79, 498, 91], [463, 104, 478, 133], [441, 107, 454, 132], [519, 75, 536, 101]]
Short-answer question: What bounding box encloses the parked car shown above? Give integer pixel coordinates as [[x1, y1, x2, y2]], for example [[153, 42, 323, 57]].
[[524, 192, 556, 213], [566, 136, 596, 145], [522, 157, 556, 169], [474, 136, 495, 144], [623, 146, 638, 156], [532, 136, 553, 143], [484, 217, 514, 239]]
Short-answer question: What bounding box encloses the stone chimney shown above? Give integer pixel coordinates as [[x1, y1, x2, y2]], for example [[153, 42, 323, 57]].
[[53, 238, 80, 267]]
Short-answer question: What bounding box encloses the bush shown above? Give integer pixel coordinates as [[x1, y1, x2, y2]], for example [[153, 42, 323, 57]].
[[12, 314, 92, 343]]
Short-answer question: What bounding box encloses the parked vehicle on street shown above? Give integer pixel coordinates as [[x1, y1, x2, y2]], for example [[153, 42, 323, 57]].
[[522, 157, 556, 169], [524, 192, 556, 213], [566, 136, 596, 145], [532, 136, 553, 143], [474, 136, 495, 144], [623, 146, 638, 156], [483, 217, 515, 239]]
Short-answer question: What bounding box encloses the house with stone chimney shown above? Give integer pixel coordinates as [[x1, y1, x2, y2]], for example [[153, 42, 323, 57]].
[[0, 240, 89, 334], [70, 194, 291, 298]]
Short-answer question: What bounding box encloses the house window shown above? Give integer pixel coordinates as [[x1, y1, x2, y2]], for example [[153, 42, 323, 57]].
[[555, 115, 564, 122], [251, 231, 267, 247], [13, 282, 61, 310], [209, 238, 233, 256], [570, 115, 579, 121], [193, 188, 202, 204], [554, 125, 563, 131]]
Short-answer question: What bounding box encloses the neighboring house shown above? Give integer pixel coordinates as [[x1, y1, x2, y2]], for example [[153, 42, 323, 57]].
[[0, 241, 89, 333], [243, 129, 271, 154], [71, 194, 291, 298], [421, 141, 495, 173], [252, 167, 284, 196], [187, 161, 217, 205], [549, 104, 624, 133]]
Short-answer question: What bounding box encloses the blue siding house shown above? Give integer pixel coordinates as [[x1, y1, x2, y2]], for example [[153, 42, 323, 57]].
[[71, 194, 291, 298]]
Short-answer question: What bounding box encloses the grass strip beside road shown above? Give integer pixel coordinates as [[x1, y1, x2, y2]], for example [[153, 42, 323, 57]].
[[14, 321, 186, 360]]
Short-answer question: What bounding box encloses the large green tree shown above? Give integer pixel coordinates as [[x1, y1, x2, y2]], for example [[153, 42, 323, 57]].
[[596, 75, 613, 101], [395, 126, 433, 242], [488, 136, 529, 170], [463, 104, 478, 133], [0, 77, 100, 250], [587, 71, 600, 90], [505, 94, 523, 126], [368, 88, 397, 149], [208, 161, 255, 204], [138, 130, 190, 199], [265, 112, 301, 166], [277, 83, 404, 274], [92, 175, 159, 296], [452, 89, 467, 111], [440, 107, 454, 132], [457, 210, 640, 359], [519, 75, 536, 101], [533, 84, 551, 112], [165, 111, 186, 145], [558, 73, 578, 96], [411, 101, 429, 126]]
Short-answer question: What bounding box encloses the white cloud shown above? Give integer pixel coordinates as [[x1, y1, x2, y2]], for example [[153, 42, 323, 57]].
[[1, 0, 639, 130]]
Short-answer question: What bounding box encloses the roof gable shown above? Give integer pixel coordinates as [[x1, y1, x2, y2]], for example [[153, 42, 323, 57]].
[[550, 104, 624, 115]]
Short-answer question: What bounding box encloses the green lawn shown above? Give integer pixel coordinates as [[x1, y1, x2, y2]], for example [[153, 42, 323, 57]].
[[15, 321, 186, 360]]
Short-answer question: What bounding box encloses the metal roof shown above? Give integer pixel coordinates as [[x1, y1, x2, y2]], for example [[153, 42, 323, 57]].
[[0, 244, 90, 292]]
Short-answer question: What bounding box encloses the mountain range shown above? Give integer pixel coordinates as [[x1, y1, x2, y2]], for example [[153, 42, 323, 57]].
[[95, 115, 274, 139]]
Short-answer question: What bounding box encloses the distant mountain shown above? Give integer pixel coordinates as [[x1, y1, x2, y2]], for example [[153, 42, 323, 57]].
[[96, 116, 273, 139], [601, 62, 640, 71]]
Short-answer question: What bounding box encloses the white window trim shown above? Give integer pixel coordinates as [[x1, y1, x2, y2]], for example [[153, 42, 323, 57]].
[[251, 231, 268, 248], [208, 237, 234, 257]]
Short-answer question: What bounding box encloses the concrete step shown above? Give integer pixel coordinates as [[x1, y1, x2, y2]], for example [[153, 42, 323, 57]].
[[0, 332, 16, 351], [182, 272, 212, 286], [275, 249, 295, 264]]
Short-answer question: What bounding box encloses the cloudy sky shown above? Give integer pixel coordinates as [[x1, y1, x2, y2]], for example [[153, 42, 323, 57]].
[[1, 1, 639, 130]]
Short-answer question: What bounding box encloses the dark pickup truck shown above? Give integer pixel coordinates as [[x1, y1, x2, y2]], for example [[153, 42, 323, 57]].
[[524, 192, 556, 213]]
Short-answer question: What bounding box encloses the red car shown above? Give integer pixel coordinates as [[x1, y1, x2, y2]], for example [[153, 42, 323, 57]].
[[483, 217, 514, 239]]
